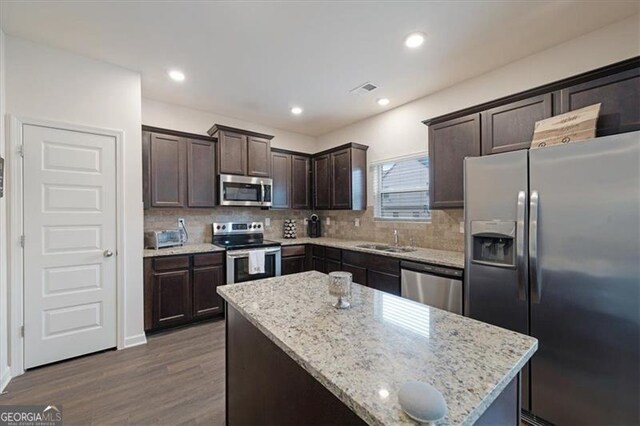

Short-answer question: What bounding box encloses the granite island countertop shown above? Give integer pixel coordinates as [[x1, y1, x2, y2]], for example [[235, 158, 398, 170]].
[[272, 237, 464, 269], [217, 271, 537, 426]]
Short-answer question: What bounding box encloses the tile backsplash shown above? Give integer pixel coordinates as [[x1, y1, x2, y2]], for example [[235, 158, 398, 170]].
[[144, 206, 464, 252]]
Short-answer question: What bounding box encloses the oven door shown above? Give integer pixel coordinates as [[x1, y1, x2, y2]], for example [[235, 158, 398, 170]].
[[226, 247, 282, 284], [220, 174, 273, 207]]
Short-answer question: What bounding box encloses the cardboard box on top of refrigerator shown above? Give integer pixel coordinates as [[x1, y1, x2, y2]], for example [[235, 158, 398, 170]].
[[530, 103, 601, 149]]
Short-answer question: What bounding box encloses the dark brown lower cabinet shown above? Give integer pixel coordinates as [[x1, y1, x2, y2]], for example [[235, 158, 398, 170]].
[[155, 269, 191, 328], [144, 252, 225, 332], [281, 245, 309, 275], [193, 265, 224, 317], [326, 259, 341, 273], [341, 263, 367, 286], [367, 270, 400, 296], [311, 257, 325, 273]]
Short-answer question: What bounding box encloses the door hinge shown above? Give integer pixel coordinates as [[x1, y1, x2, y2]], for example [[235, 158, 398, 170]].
[[20, 326, 24, 337], [17, 145, 24, 157], [20, 235, 25, 248]]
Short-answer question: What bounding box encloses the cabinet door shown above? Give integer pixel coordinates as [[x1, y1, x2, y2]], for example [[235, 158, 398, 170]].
[[271, 152, 291, 209], [247, 136, 271, 177], [282, 256, 306, 275], [428, 113, 480, 209], [326, 259, 342, 274], [367, 270, 400, 296], [331, 148, 352, 209], [291, 155, 311, 209], [150, 133, 186, 207], [482, 94, 552, 155], [313, 155, 331, 209], [192, 265, 224, 318], [154, 269, 191, 328], [142, 131, 151, 209], [187, 139, 216, 207], [311, 257, 326, 273], [218, 131, 247, 175], [557, 68, 640, 137], [341, 263, 367, 286]]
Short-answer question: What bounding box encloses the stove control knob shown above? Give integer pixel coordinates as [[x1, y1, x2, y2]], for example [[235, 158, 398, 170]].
[[222, 225, 226, 230], [216, 225, 220, 230], [257, 224, 262, 229]]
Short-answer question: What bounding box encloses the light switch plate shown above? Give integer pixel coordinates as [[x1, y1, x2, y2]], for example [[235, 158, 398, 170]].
[[355, 218, 360, 227], [459, 222, 465, 233], [326, 217, 331, 225], [265, 218, 271, 227]]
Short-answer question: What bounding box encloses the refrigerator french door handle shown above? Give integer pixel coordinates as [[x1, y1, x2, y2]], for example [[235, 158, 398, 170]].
[[529, 190, 541, 303], [516, 190, 526, 301]]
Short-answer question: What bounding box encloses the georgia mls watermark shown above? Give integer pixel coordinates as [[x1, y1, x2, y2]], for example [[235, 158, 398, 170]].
[[0, 405, 62, 426]]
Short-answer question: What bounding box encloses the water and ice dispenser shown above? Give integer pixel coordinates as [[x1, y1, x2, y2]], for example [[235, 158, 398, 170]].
[[470, 221, 516, 268]]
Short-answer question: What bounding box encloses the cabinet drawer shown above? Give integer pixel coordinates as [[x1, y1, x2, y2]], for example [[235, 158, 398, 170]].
[[325, 247, 341, 261], [193, 252, 224, 267], [342, 250, 400, 275], [282, 245, 306, 257], [153, 255, 190, 271], [312, 245, 325, 258]]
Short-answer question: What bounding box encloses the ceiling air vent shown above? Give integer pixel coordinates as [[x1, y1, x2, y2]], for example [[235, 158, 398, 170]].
[[349, 81, 378, 95]]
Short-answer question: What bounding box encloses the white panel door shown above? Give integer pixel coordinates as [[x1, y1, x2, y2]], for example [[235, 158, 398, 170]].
[[23, 124, 117, 368]]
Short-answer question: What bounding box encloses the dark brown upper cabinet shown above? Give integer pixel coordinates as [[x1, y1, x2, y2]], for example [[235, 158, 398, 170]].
[[291, 155, 311, 209], [555, 67, 640, 137], [187, 139, 216, 207], [313, 154, 331, 210], [271, 151, 291, 209], [247, 136, 271, 177], [313, 144, 368, 210], [208, 124, 274, 178], [424, 57, 639, 210], [428, 113, 481, 209], [148, 132, 186, 208], [481, 94, 553, 155], [217, 130, 247, 175], [142, 126, 217, 209]]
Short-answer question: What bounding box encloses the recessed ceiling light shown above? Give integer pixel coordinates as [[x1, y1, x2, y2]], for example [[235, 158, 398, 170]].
[[291, 106, 303, 115], [377, 98, 390, 106], [168, 70, 185, 82], [404, 32, 426, 48]]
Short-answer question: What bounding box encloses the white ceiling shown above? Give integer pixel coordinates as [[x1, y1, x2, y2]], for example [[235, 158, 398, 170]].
[[1, 1, 638, 136]]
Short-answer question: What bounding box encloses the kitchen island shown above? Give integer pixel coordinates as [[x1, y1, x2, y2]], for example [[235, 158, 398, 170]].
[[217, 271, 537, 425]]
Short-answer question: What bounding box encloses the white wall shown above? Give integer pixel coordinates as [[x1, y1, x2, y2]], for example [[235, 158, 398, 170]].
[[4, 36, 146, 362], [316, 16, 640, 205], [143, 98, 317, 153], [0, 29, 10, 392]]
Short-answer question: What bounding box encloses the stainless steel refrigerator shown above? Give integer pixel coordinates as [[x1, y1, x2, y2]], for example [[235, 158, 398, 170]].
[[464, 131, 639, 425]]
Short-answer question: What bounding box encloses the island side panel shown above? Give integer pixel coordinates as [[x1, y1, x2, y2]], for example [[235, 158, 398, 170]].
[[225, 303, 366, 426], [475, 373, 520, 426]]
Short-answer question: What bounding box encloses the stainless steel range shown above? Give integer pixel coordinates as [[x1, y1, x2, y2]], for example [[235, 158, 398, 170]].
[[212, 222, 281, 284]]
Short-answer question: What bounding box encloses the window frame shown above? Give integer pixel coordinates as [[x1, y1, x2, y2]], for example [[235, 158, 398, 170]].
[[372, 152, 431, 223]]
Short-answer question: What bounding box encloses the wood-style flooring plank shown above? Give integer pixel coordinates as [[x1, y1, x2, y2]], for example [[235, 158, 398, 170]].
[[0, 320, 225, 425]]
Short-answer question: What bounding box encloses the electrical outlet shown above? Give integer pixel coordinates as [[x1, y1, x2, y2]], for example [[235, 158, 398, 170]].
[[459, 221, 465, 234], [355, 218, 360, 227], [265, 218, 271, 227], [303, 218, 308, 225], [178, 218, 186, 227], [326, 217, 331, 225]]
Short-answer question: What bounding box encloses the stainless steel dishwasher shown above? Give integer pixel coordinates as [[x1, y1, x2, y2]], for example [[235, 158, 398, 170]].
[[400, 261, 463, 314]]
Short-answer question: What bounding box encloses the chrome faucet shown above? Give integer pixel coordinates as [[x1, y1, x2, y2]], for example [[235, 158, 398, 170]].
[[392, 229, 399, 247]]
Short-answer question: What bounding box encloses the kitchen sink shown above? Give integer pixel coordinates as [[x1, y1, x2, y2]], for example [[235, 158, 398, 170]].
[[356, 244, 417, 253]]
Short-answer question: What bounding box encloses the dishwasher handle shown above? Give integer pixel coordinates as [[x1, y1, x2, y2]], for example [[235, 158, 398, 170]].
[[400, 261, 463, 279]]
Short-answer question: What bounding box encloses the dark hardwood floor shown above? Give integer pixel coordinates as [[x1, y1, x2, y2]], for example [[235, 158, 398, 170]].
[[0, 320, 225, 425]]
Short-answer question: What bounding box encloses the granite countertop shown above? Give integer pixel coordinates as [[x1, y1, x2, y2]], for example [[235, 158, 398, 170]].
[[273, 237, 464, 269], [218, 271, 537, 426], [143, 243, 224, 258]]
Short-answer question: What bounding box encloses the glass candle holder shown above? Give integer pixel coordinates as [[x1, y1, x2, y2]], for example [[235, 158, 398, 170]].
[[328, 271, 352, 309]]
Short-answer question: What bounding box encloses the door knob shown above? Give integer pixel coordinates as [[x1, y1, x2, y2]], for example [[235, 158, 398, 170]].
[[103, 250, 114, 257]]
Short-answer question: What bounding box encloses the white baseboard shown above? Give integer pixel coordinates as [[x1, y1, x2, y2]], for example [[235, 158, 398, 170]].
[[0, 366, 11, 393], [123, 333, 147, 349]]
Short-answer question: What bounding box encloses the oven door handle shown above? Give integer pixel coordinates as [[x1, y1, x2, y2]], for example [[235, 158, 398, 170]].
[[227, 248, 281, 258]]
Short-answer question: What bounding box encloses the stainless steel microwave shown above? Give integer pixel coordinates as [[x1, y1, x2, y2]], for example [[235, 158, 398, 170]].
[[219, 174, 272, 207]]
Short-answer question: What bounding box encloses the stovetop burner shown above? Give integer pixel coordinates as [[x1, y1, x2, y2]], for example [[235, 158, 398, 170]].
[[212, 221, 281, 251]]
